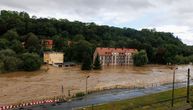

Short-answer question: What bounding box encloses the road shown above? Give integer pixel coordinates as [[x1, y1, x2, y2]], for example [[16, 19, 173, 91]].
[[16, 81, 191, 110]]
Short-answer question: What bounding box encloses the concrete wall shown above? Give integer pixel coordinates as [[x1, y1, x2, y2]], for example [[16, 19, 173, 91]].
[[44, 52, 64, 64]]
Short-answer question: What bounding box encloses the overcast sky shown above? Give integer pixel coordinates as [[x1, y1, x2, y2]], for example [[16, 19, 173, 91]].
[[0, 0, 193, 45]]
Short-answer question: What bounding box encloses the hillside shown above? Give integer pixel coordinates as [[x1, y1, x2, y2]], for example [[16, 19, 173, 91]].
[[0, 10, 193, 64]]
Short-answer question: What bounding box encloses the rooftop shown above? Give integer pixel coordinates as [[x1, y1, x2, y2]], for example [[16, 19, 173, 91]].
[[95, 47, 137, 56]]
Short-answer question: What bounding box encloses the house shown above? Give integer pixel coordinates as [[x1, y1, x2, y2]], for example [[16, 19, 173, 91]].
[[42, 39, 53, 49], [93, 47, 137, 65], [44, 52, 64, 66]]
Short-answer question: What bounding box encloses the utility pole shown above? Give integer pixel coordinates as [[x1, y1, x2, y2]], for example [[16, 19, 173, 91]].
[[61, 85, 64, 94], [187, 68, 190, 103], [171, 67, 177, 107], [86, 75, 90, 94]]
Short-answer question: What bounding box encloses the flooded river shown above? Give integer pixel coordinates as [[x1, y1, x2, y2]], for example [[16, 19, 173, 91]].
[[0, 65, 192, 105]]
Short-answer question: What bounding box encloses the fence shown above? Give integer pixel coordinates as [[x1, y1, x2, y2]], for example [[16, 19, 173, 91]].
[[79, 86, 193, 110], [82, 95, 192, 110]]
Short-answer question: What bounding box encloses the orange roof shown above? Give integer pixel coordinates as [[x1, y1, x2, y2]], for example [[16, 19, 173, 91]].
[[95, 47, 137, 56]]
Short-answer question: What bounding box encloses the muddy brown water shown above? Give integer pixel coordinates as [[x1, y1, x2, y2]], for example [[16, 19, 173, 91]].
[[0, 65, 192, 105]]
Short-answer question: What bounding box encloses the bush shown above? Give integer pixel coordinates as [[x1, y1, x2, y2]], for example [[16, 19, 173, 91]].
[[75, 92, 85, 97], [20, 53, 42, 71]]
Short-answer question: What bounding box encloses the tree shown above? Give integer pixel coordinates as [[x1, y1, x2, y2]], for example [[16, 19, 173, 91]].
[[1, 10, 193, 65], [0, 59, 4, 73], [72, 40, 93, 63], [20, 53, 41, 71], [10, 40, 24, 53], [93, 54, 102, 70], [0, 49, 16, 58], [53, 35, 65, 51], [0, 49, 22, 72], [25, 33, 41, 53], [81, 53, 92, 70], [133, 50, 148, 66], [2, 29, 19, 41], [0, 39, 9, 50], [3, 56, 22, 71]]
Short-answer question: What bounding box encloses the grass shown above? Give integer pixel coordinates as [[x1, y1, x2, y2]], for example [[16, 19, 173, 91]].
[[78, 87, 193, 110]]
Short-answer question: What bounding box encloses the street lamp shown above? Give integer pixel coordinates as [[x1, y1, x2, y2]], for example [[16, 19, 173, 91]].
[[171, 66, 178, 107], [86, 75, 90, 94], [187, 64, 191, 103]]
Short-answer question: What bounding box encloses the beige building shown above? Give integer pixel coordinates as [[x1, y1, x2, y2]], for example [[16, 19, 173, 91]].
[[44, 52, 64, 65], [93, 47, 137, 65]]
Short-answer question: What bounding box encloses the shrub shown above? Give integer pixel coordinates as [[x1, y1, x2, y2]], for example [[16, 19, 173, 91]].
[[75, 92, 85, 97]]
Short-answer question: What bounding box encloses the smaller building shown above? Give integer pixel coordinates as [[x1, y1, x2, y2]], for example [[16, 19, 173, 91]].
[[42, 39, 53, 49], [44, 52, 64, 66]]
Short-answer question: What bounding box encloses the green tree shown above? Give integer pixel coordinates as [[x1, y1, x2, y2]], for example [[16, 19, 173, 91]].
[[2, 29, 19, 41], [0, 49, 22, 72], [25, 33, 41, 53], [10, 40, 24, 53], [20, 53, 41, 71], [133, 50, 148, 66], [72, 40, 93, 63], [3, 56, 22, 71], [0, 59, 4, 73], [53, 35, 65, 51], [73, 34, 85, 42], [81, 52, 92, 70], [93, 54, 102, 70], [0, 39, 9, 50]]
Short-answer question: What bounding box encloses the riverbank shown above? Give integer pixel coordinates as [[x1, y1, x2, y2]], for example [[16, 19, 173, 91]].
[[0, 65, 191, 105], [19, 81, 193, 110]]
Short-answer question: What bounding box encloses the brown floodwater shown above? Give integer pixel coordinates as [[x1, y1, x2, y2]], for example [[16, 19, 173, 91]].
[[0, 64, 192, 105]]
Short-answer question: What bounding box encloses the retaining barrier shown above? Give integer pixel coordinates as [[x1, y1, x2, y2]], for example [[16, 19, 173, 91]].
[[0, 96, 65, 110]]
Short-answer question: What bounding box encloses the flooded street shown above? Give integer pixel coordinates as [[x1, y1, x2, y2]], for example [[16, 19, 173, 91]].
[[0, 65, 192, 105]]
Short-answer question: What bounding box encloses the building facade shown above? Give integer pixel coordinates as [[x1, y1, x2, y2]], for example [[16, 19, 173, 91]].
[[44, 52, 64, 65], [93, 47, 137, 65], [42, 39, 53, 50]]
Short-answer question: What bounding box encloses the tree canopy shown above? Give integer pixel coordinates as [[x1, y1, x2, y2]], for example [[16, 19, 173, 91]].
[[133, 50, 148, 66], [0, 10, 193, 65]]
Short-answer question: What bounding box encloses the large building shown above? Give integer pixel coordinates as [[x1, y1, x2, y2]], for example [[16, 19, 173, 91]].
[[44, 52, 64, 65], [93, 47, 137, 65]]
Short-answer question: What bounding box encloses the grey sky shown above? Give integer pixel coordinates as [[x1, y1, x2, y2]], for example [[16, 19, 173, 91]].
[[0, 0, 193, 45]]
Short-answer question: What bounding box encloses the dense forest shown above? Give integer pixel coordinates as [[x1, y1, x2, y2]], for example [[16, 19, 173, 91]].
[[1, 10, 193, 70]]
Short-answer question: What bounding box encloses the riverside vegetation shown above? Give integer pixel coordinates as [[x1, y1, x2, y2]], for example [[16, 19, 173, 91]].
[[1, 10, 193, 72]]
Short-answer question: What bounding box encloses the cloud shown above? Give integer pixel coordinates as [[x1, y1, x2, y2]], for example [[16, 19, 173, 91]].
[[0, 0, 193, 45], [143, 25, 193, 45]]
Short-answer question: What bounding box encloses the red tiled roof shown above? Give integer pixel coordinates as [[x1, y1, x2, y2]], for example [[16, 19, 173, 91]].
[[95, 47, 137, 56], [44, 39, 53, 45]]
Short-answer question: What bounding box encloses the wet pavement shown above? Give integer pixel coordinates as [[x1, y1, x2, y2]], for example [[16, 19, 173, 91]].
[[20, 81, 192, 110]]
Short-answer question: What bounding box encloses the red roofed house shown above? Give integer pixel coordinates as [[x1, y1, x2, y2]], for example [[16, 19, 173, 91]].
[[42, 39, 53, 49], [93, 47, 138, 65]]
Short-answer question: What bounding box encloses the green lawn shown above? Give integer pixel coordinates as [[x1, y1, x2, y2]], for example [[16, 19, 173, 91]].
[[78, 87, 193, 110]]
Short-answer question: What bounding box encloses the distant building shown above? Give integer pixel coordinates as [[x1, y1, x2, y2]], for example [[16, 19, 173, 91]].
[[93, 47, 137, 65], [44, 52, 64, 65], [42, 39, 53, 49]]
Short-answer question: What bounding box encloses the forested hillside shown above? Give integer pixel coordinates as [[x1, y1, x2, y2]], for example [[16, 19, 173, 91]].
[[0, 10, 193, 65]]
